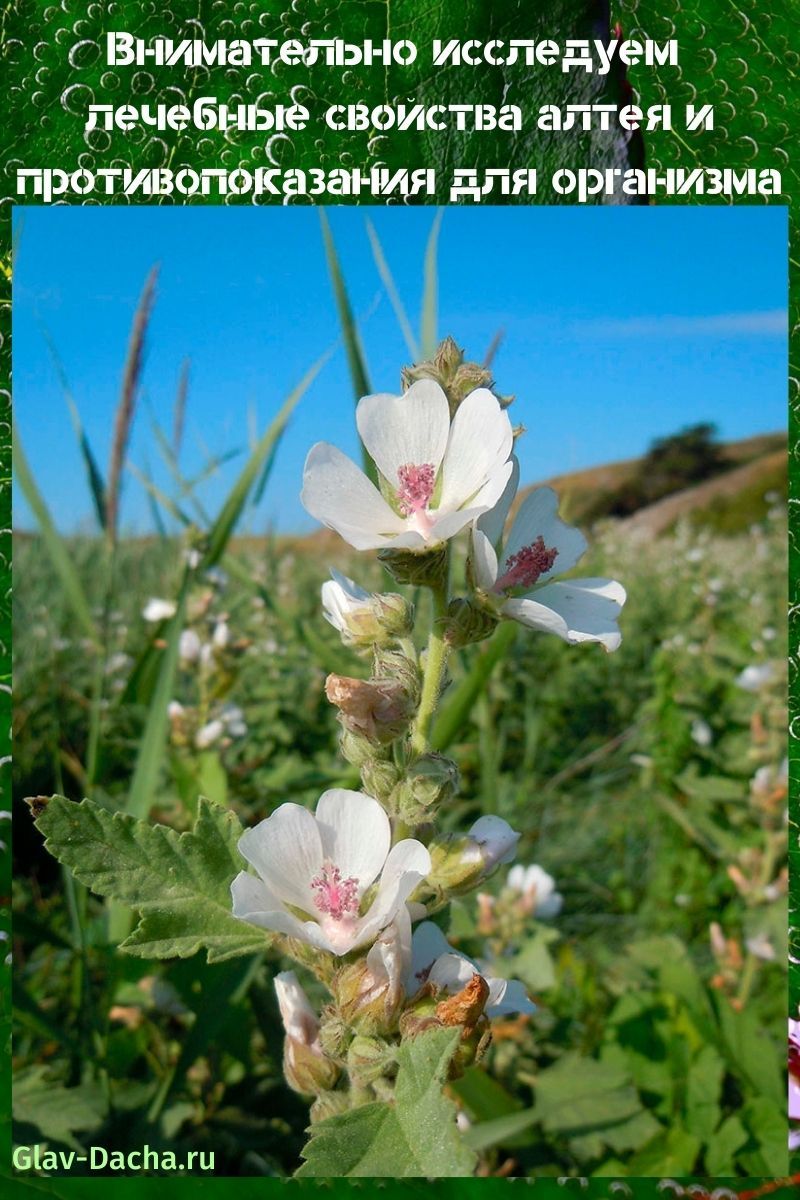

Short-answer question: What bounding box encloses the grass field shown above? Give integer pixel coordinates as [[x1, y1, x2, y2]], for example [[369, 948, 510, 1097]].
[[12, 495, 788, 1176]]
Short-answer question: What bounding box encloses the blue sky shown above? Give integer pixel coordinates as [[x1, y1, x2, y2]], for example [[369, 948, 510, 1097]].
[[13, 205, 787, 535]]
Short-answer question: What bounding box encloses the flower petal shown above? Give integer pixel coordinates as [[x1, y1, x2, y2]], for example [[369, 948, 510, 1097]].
[[238, 803, 324, 913], [469, 814, 520, 867], [315, 789, 391, 892], [504, 578, 626, 651], [438, 389, 513, 513], [407, 920, 453, 991], [428, 951, 476, 992], [470, 528, 499, 592], [274, 970, 319, 1044], [477, 455, 520, 549], [486, 977, 535, 1018], [356, 839, 431, 948], [301, 443, 407, 550], [231, 871, 335, 951], [501, 487, 587, 582], [356, 380, 450, 488]]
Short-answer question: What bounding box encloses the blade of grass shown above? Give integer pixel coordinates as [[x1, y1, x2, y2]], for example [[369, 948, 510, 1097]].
[[420, 209, 444, 359], [318, 210, 376, 484], [125, 581, 189, 822], [108, 579, 189, 939], [365, 218, 419, 360], [201, 352, 326, 569], [483, 329, 505, 369], [39, 325, 107, 529], [431, 622, 517, 752], [13, 423, 97, 642], [172, 358, 189, 455], [106, 265, 158, 545], [127, 461, 193, 528]]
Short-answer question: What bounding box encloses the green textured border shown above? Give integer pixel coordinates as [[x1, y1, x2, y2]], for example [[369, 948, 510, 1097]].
[[2, 0, 798, 1194]]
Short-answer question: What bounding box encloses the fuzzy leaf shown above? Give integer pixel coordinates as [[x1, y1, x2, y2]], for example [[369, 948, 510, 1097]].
[[297, 1027, 476, 1177], [34, 795, 268, 962]]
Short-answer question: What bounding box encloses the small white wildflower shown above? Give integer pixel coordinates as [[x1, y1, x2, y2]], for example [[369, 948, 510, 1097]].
[[179, 629, 202, 663], [745, 933, 775, 962], [142, 598, 177, 622], [212, 622, 230, 649], [506, 863, 563, 918], [735, 663, 776, 692], [221, 703, 247, 738], [195, 719, 224, 749], [690, 718, 713, 748]]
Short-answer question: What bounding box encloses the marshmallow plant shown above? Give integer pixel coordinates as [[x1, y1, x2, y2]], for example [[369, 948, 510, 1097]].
[[231, 339, 624, 1164], [34, 340, 625, 1178]]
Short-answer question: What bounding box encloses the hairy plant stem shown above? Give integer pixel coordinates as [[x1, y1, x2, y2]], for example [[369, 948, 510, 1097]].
[[409, 566, 451, 758]]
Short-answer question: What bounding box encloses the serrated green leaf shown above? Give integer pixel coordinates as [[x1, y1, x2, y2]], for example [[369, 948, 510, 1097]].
[[34, 795, 268, 963], [625, 1125, 702, 1176], [704, 1114, 748, 1176], [13, 1068, 107, 1151], [532, 1053, 642, 1136], [297, 1027, 476, 1177]]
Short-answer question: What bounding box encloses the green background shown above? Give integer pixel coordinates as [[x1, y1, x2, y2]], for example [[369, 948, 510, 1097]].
[[2, 0, 798, 1194]]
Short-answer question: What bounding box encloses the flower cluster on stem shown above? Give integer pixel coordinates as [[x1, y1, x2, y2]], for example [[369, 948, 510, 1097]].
[[231, 339, 626, 1123]]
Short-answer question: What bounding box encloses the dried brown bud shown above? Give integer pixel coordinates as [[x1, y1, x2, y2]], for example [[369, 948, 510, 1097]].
[[325, 674, 415, 743]]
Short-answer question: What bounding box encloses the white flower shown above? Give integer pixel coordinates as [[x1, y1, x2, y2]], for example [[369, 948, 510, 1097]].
[[142, 598, 177, 622], [469, 815, 520, 873], [212, 621, 230, 649], [471, 460, 626, 652], [406, 921, 534, 1018], [301, 379, 514, 552], [690, 718, 713, 748], [274, 970, 320, 1046], [735, 662, 776, 692], [231, 790, 431, 955], [195, 718, 224, 749], [179, 629, 202, 663], [221, 703, 247, 738], [745, 932, 775, 962], [506, 863, 563, 918], [322, 570, 372, 632]]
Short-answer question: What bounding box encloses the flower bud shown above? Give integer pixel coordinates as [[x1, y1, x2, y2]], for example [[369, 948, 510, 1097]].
[[428, 816, 520, 897], [401, 339, 500, 417], [333, 920, 407, 1035], [378, 544, 448, 588], [346, 1035, 397, 1087], [427, 832, 484, 896], [449, 362, 494, 406], [339, 728, 381, 768], [317, 1011, 351, 1059], [322, 571, 413, 648], [309, 1090, 350, 1124], [435, 973, 490, 1033], [470, 815, 520, 872], [179, 629, 202, 664], [390, 754, 460, 825], [283, 1033, 340, 1097], [360, 758, 402, 803], [274, 971, 340, 1097], [372, 647, 420, 698], [326, 674, 415, 744], [445, 598, 499, 648]]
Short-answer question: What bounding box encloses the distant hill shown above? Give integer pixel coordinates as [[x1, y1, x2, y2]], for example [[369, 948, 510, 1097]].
[[517, 431, 786, 534]]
